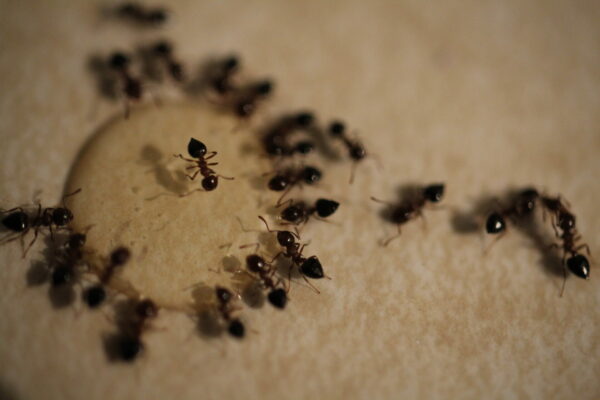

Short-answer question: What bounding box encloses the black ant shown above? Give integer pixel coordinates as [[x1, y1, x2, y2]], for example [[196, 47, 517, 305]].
[[279, 198, 340, 225], [50, 232, 88, 287], [114, 2, 168, 27], [539, 195, 576, 237], [233, 80, 274, 118], [174, 138, 234, 193], [371, 184, 445, 246], [215, 286, 245, 338], [262, 112, 316, 157], [244, 254, 288, 309], [267, 165, 323, 206], [83, 247, 131, 308], [485, 188, 540, 237], [258, 216, 326, 293], [209, 56, 240, 97], [150, 40, 184, 82], [1, 189, 81, 256], [116, 299, 159, 362], [328, 120, 366, 182], [108, 52, 143, 118]]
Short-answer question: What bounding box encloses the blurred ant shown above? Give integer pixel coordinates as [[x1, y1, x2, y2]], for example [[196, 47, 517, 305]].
[[539, 194, 576, 237], [279, 198, 340, 225], [371, 183, 445, 246], [258, 216, 326, 293], [208, 56, 240, 97], [108, 52, 143, 118], [244, 254, 288, 309], [114, 2, 168, 27], [1, 188, 81, 256], [215, 286, 245, 338], [50, 232, 88, 287], [116, 299, 159, 362], [267, 165, 323, 206], [233, 80, 274, 119], [83, 247, 131, 308], [174, 138, 234, 193], [262, 111, 316, 157], [328, 120, 367, 183], [150, 40, 184, 82], [485, 188, 540, 238]]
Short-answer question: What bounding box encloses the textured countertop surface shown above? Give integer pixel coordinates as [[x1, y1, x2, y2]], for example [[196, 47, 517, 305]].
[[1, 1, 599, 399]]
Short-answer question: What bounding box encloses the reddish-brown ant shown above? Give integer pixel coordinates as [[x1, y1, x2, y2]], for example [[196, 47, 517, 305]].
[[214, 286, 245, 338], [328, 120, 366, 183], [279, 198, 340, 225], [108, 52, 143, 117], [1, 188, 81, 256], [371, 184, 445, 246], [258, 216, 326, 293], [267, 165, 323, 206], [83, 246, 131, 308], [116, 298, 159, 362], [150, 40, 184, 82], [174, 138, 234, 193], [114, 2, 168, 27], [244, 254, 288, 309]]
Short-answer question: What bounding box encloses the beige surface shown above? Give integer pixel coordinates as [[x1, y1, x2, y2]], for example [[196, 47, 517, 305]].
[[1, 1, 600, 399]]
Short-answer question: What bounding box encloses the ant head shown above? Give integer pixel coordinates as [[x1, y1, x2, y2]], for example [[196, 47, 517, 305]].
[[109, 52, 129, 69], [187, 138, 207, 158], [558, 212, 575, 232], [277, 231, 296, 247], [281, 204, 304, 223], [423, 184, 445, 203], [295, 112, 314, 127], [215, 286, 233, 304], [246, 254, 266, 273], [2, 212, 29, 232], [67, 233, 86, 250], [268, 175, 288, 191], [202, 175, 218, 191], [236, 101, 255, 118], [516, 188, 539, 214], [302, 166, 322, 185], [52, 208, 73, 226], [223, 56, 239, 72], [110, 247, 131, 266], [486, 212, 505, 234], [118, 335, 143, 362], [294, 141, 314, 155], [84, 285, 106, 308], [255, 80, 273, 96], [329, 121, 346, 137], [566, 254, 590, 280], [350, 144, 366, 161], [51, 266, 73, 287], [152, 40, 171, 56], [315, 199, 339, 218], [300, 256, 324, 279], [228, 319, 245, 339], [267, 288, 287, 309], [136, 299, 158, 319]]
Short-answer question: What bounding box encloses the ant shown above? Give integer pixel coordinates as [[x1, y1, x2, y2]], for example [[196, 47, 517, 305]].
[[539, 195, 576, 237], [1, 188, 81, 256], [267, 165, 323, 206], [174, 138, 234, 193], [108, 52, 143, 118], [233, 80, 274, 118], [215, 286, 245, 338], [485, 188, 540, 237], [279, 198, 340, 225], [209, 56, 240, 97], [328, 120, 366, 183], [244, 254, 288, 309], [50, 232, 88, 287], [262, 112, 316, 157], [150, 40, 184, 82], [258, 216, 326, 293], [114, 2, 168, 27], [371, 183, 445, 246], [83, 247, 131, 308], [116, 299, 159, 362]]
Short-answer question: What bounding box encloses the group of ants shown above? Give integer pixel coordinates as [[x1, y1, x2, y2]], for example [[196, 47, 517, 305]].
[[0, 2, 593, 363]]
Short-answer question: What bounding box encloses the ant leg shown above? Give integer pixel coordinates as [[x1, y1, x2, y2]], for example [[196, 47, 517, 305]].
[[179, 188, 204, 198], [349, 162, 358, 184], [268, 252, 282, 265], [207, 162, 219, 166], [276, 185, 295, 207], [185, 169, 201, 181], [276, 199, 295, 209], [23, 228, 39, 258], [370, 196, 393, 206], [574, 244, 591, 256], [217, 174, 235, 180], [418, 210, 428, 232], [63, 188, 82, 201], [0, 206, 26, 215], [382, 225, 402, 247], [483, 230, 507, 255], [205, 152, 218, 160], [560, 265, 567, 297], [300, 274, 321, 294], [173, 154, 197, 162], [0, 233, 23, 245], [239, 242, 260, 253], [258, 216, 276, 233]]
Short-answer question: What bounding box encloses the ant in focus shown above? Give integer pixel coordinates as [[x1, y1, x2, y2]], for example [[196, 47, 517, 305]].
[[371, 183, 445, 246], [267, 165, 323, 206], [115, 298, 159, 362], [83, 246, 131, 308], [258, 216, 326, 293], [214, 286, 245, 338], [150, 40, 184, 83], [114, 2, 168, 27], [328, 120, 367, 183], [174, 138, 234, 193], [279, 198, 340, 225], [108, 52, 143, 118], [1, 188, 81, 256]]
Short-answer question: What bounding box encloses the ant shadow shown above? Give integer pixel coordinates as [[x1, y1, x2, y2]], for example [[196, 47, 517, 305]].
[[102, 298, 141, 362], [190, 284, 225, 338], [139, 144, 188, 195], [87, 54, 119, 101], [0, 378, 20, 400]]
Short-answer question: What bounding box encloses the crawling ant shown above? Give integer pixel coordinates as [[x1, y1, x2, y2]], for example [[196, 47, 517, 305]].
[[328, 120, 367, 182], [267, 165, 323, 206], [1, 189, 81, 256], [371, 183, 445, 246], [262, 111, 316, 157], [50, 232, 88, 287], [215, 286, 245, 338], [209, 56, 240, 96], [279, 198, 340, 225], [150, 40, 184, 82], [244, 254, 288, 309], [258, 216, 326, 292], [114, 2, 168, 27], [233, 80, 274, 118], [108, 52, 143, 117], [83, 247, 131, 308], [116, 299, 159, 362], [174, 138, 234, 193], [485, 188, 540, 237], [539, 195, 576, 237]]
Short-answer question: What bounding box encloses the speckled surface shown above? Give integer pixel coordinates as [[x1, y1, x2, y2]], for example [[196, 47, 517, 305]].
[[0, 1, 599, 399]]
